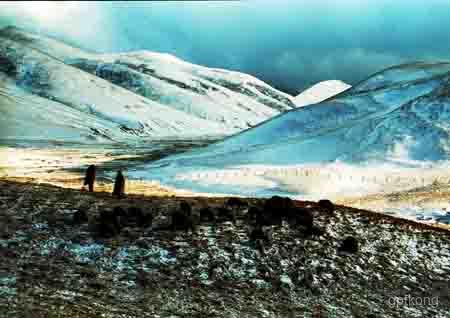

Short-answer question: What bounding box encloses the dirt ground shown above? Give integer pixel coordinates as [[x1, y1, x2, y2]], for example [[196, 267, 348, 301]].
[[1, 179, 449, 317]]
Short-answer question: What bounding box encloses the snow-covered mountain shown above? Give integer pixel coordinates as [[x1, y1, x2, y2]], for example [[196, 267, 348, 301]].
[[129, 61, 450, 197], [0, 26, 295, 142], [294, 80, 351, 107], [165, 61, 450, 164]]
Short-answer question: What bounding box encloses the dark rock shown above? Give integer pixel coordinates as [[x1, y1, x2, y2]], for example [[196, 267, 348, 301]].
[[339, 236, 358, 254], [180, 201, 192, 216], [287, 207, 314, 229], [113, 206, 127, 217], [225, 197, 248, 208], [98, 209, 121, 237], [263, 196, 294, 225], [216, 206, 235, 223], [171, 202, 196, 232], [88, 279, 107, 290], [73, 209, 88, 224], [140, 211, 153, 227], [79, 266, 98, 279], [47, 213, 59, 227], [0, 56, 17, 76], [127, 206, 153, 227], [249, 226, 266, 242], [199, 207, 215, 222], [264, 195, 294, 215], [112, 206, 127, 226], [249, 205, 275, 227], [247, 206, 261, 222], [249, 205, 277, 227], [136, 269, 153, 289], [318, 199, 335, 214], [255, 239, 265, 255], [249, 225, 272, 249], [304, 225, 324, 237], [135, 239, 151, 249]]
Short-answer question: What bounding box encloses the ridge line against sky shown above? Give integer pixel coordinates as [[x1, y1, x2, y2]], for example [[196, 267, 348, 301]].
[[1, 0, 450, 94]]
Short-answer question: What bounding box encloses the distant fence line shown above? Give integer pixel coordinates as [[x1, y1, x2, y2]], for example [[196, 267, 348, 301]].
[[51, 168, 450, 189], [174, 169, 449, 185]]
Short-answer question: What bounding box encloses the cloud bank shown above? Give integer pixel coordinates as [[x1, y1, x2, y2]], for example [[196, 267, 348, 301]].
[[1, 1, 450, 94]]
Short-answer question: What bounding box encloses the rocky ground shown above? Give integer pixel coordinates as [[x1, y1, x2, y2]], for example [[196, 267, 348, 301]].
[[1, 179, 450, 317]]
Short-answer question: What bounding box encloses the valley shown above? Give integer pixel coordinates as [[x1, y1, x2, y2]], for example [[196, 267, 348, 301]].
[[1, 23, 450, 318], [3, 29, 450, 227], [2, 2, 450, 317]]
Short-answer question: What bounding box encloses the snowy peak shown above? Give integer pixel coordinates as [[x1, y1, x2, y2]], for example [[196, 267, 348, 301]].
[[351, 61, 450, 94], [125, 62, 450, 198], [0, 26, 296, 142], [294, 80, 351, 107], [158, 61, 450, 165]]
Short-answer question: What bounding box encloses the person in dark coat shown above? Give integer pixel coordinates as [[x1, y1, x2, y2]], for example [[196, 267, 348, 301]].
[[84, 165, 96, 192], [112, 170, 125, 198]]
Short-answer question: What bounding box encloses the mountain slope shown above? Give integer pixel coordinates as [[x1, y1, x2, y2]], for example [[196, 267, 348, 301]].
[[294, 80, 351, 107], [165, 62, 450, 164], [0, 26, 295, 142], [128, 62, 450, 199], [2, 179, 450, 318], [0, 75, 129, 143]]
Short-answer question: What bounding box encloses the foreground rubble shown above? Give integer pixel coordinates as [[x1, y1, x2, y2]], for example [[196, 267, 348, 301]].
[[0, 180, 449, 317]]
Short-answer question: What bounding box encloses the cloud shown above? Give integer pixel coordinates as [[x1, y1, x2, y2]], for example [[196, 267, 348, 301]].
[[269, 48, 408, 93], [1, 1, 450, 94], [0, 2, 117, 51]]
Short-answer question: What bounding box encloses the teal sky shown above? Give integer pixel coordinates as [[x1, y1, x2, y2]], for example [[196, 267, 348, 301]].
[[1, 1, 450, 94]]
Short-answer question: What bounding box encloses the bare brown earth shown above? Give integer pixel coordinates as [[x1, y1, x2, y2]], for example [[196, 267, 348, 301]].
[[339, 181, 450, 230], [1, 179, 450, 317]]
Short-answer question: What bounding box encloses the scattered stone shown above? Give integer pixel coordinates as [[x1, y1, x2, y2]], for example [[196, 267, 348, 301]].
[[216, 206, 235, 223], [280, 274, 294, 289], [199, 207, 215, 222], [305, 225, 324, 237], [128, 206, 153, 227], [73, 209, 88, 224], [0, 56, 17, 76], [136, 269, 152, 289], [98, 209, 121, 237], [247, 206, 261, 222], [113, 206, 127, 217], [318, 199, 335, 214], [288, 207, 314, 230], [179, 201, 192, 216], [338, 236, 358, 254], [1, 179, 449, 317], [263, 196, 294, 225], [249, 226, 271, 243], [225, 197, 248, 208], [171, 202, 196, 232], [88, 279, 107, 290]]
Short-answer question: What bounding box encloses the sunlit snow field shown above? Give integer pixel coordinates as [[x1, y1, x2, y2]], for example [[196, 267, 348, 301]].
[[130, 157, 450, 225], [3, 141, 450, 227]]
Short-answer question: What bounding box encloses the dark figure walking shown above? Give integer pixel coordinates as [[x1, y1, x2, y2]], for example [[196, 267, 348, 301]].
[[113, 170, 125, 198], [84, 164, 96, 192]]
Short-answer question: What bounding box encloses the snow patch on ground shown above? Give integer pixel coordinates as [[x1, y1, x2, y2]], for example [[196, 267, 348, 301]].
[[129, 160, 450, 224]]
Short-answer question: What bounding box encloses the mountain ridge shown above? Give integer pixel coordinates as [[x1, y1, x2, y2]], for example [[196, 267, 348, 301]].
[[0, 26, 295, 142], [128, 61, 450, 199]]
